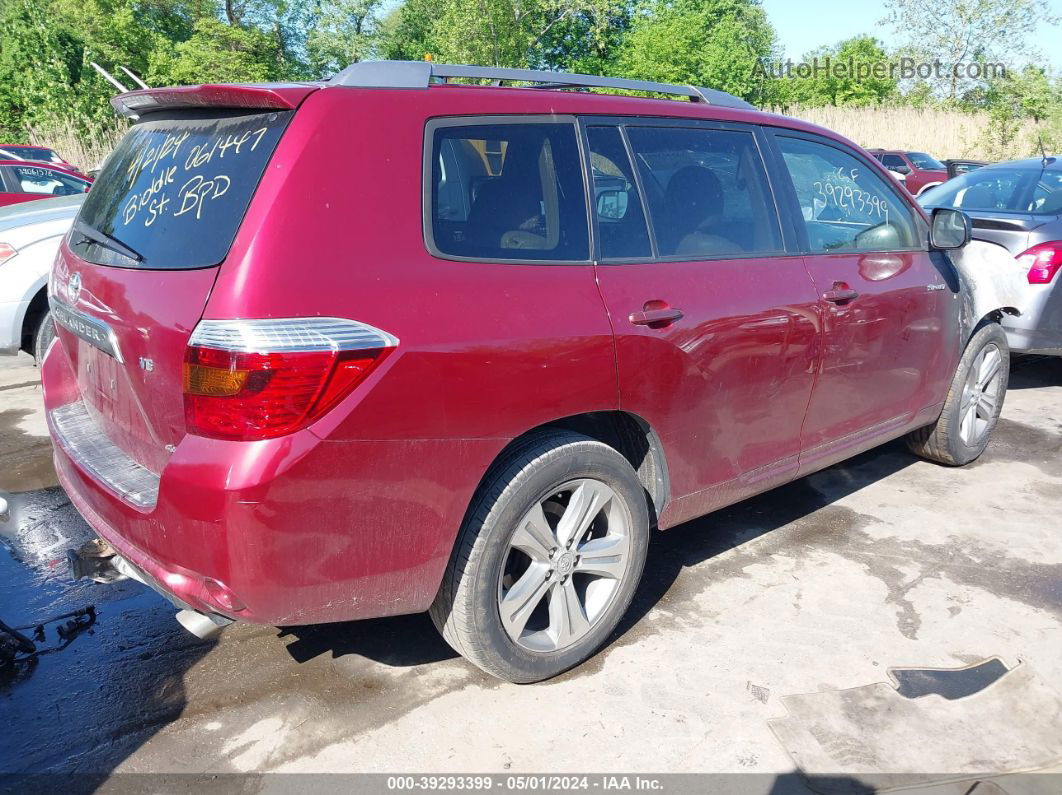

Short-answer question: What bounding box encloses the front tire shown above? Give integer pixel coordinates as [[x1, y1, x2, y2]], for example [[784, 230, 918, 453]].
[[430, 431, 649, 683], [906, 323, 1009, 465]]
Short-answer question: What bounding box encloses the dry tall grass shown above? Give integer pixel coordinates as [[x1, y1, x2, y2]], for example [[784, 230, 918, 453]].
[[774, 105, 1041, 161], [25, 115, 129, 172]]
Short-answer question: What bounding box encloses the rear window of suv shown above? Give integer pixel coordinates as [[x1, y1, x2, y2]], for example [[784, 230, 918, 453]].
[[72, 109, 291, 270]]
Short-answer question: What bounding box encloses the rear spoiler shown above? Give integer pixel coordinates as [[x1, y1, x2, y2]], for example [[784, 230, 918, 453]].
[[111, 83, 320, 118]]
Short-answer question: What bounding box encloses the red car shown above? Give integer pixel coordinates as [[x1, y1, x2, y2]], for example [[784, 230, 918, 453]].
[[47, 63, 1011, 683], [0, 160, 91, 208], [869, 149, 949, 196]]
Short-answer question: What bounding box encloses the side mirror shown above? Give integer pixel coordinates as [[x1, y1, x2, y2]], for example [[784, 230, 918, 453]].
[[596, 189, 629, 220], [894, 164, 912, 175], [930, 207, 971, 249]]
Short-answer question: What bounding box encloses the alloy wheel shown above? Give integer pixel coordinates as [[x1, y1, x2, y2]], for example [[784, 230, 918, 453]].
[[497, 478, 632, 653], [959, 343, 1003, 445]]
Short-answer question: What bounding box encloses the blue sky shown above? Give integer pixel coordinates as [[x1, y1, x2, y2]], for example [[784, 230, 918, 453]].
[[762, 0, 1062, 70]]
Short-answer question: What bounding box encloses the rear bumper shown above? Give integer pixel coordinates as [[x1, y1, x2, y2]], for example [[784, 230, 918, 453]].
[[1001, 326, 1062, 356], [43, 343, 504, 626], [1001, 291, 1062, 355]]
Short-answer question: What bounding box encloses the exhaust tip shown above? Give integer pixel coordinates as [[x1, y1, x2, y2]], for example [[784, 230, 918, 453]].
[[175, 609, 232, 640]]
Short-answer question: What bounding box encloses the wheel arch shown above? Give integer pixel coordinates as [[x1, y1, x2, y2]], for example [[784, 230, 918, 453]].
[[476, 411, 671, 529], [20, 284, 49, 354], [965, 306, 1020, 345]]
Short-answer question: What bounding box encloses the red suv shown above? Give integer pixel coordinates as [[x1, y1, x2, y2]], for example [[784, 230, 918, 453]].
[[45, 62, 1011, 683], [869, 149, 949, 196]]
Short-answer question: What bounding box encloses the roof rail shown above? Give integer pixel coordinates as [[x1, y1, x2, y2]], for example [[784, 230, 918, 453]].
[[329, 60, 755, 110]]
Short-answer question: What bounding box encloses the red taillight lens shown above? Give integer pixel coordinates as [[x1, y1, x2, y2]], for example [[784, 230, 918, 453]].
[[0, 243, 17, 265], [183, 318, 396, 441], [1017, 242, 1062, 284]]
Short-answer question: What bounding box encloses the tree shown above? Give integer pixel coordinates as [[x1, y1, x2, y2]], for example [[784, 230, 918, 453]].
[[535, 0, 633, 73], [771, 36, 898, 108], [147, 16, 280, 85], [306, 0, 384, 76], [975, 66, 1061, 158], [613, 0, 776, 102], [0, 0, 112, 139], [379, 0, 630, 70], [377, 0, 440, 61], [882, 0, 1059, 100]]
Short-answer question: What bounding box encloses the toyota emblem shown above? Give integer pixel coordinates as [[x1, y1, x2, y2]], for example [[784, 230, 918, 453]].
[[67, 272, 82, 304]]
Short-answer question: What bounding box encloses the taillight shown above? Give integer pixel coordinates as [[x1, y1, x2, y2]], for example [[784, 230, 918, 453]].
[[1017, 242, 1062, 284], [0, 243, 16, 265], [183, 318, 398, 441]]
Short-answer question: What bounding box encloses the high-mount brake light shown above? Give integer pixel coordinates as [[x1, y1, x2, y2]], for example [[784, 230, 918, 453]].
[[1017, 242, 1062, 285], [183, 318, 398, 441]]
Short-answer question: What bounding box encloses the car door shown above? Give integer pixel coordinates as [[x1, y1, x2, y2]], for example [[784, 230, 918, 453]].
[[769, 132, 960, 475], [588, 121, 820, 528], [0, 165, 36, 207]]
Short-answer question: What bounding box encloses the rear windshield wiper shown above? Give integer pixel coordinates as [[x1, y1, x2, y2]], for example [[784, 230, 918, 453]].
[[72, 219, 143, 265]]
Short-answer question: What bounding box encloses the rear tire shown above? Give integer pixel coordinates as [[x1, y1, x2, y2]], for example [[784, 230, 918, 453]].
[[32, 311, 56, 365], [430, 430, 649, 683], [906, 323, 1009, 465]]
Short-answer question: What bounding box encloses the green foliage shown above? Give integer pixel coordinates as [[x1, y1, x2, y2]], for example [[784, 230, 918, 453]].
[[771, 36, 898, 109], [976, 66, 1062, 159], [377, 0, 439, 61], [378, 0, 630, 70], [147, 17, 279, 84], [306, 0, 383, 76], [0, 0, 113, 140], [535, 0, 633, 73], [614, 0, 776, 101]]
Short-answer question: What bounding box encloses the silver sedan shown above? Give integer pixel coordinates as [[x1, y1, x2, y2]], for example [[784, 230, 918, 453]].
[[921, 157, 1062, 355]]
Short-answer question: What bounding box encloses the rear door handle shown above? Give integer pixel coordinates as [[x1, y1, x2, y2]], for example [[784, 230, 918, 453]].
[[822, 284, 859, 304], [629, 307, 684, 327]]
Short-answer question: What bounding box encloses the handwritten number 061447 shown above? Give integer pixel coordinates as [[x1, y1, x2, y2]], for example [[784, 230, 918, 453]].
[[120, 126, 268, 228]]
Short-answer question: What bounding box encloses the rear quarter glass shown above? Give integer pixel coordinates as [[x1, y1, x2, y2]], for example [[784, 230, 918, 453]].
[[73, 109, 292, 270]]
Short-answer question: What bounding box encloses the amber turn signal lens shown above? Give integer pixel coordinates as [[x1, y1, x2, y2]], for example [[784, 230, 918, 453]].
[[183, 362, 249, 397]]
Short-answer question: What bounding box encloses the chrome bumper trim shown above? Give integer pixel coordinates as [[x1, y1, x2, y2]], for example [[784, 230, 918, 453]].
[[49, 401, 160, 509]]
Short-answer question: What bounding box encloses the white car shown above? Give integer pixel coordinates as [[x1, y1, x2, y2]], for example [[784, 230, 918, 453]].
[[0, 195, 84, 360]]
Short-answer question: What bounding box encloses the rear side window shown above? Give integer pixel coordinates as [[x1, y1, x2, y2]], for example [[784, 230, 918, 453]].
[[776, 136, 920, 252], [625, 126, 782, 258], [881, 154, 908, 171], [427, 121, 589, 262], [8, 165, 89, 195], [73, 109, 291, 270]]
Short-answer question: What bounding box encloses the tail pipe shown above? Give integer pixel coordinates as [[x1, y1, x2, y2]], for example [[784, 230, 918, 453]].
[[68, 537, 233, 639], [175, 609, 232, 640]]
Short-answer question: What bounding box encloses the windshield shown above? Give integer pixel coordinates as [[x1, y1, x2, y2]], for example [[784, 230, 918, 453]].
[[920, 167, 1062, 215], [72, 109, 291, 269], [907, 152, 944, 170]]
